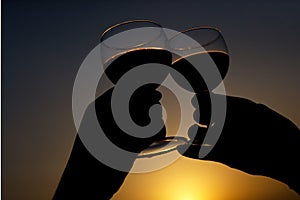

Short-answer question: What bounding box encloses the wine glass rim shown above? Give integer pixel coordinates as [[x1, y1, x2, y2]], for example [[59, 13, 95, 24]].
[[168, 26, 223, 51], [171, 50, 229, 64], [181, 26, 222, 33], [100, 19, 163, 42]]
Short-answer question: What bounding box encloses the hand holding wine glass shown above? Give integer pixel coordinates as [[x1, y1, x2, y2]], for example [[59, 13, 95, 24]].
[[54, 20, 172, 199], [171, 27, 300, 195]]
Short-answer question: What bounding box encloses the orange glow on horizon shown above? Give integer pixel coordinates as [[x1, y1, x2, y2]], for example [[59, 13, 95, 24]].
[[111, 156, 300, 200]]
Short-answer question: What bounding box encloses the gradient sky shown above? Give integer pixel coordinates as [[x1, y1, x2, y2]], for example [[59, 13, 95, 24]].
[[2, 0, 300, 199]]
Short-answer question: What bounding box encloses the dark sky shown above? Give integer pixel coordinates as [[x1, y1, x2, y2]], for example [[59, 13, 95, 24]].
[[2, 0, 300, 199]]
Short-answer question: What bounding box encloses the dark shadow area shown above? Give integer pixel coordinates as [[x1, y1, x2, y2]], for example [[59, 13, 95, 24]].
[[53, 49, 170, 199], [181, 93, 300, 195], [53, 49, 300, 199]]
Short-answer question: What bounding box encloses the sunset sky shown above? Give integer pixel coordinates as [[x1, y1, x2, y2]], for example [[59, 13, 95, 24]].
[[113, 156, 300, 200], [2, 0, 300, 199]]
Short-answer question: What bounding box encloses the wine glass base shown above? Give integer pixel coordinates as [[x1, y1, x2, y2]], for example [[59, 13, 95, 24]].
[[137, 136, 188, 158]]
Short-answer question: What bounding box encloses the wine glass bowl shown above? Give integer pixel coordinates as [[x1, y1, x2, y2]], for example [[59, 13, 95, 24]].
[[169, 27, 230, 93], [100, 20, 168, 67]]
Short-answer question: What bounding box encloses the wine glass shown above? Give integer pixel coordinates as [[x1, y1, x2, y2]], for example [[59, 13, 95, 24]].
[[167, 27, 230, 156], [99, 20, 189, 158]]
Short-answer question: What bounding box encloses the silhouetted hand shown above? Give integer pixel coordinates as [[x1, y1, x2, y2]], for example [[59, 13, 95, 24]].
[[182, 93, 300, 194], [53, 84, 166, 199]]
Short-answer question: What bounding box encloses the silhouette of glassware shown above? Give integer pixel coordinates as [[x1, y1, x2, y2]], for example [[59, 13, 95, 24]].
[[99, 20, 189, 157], [168, 27, 230, 156], [99, 22, 230, 158]]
